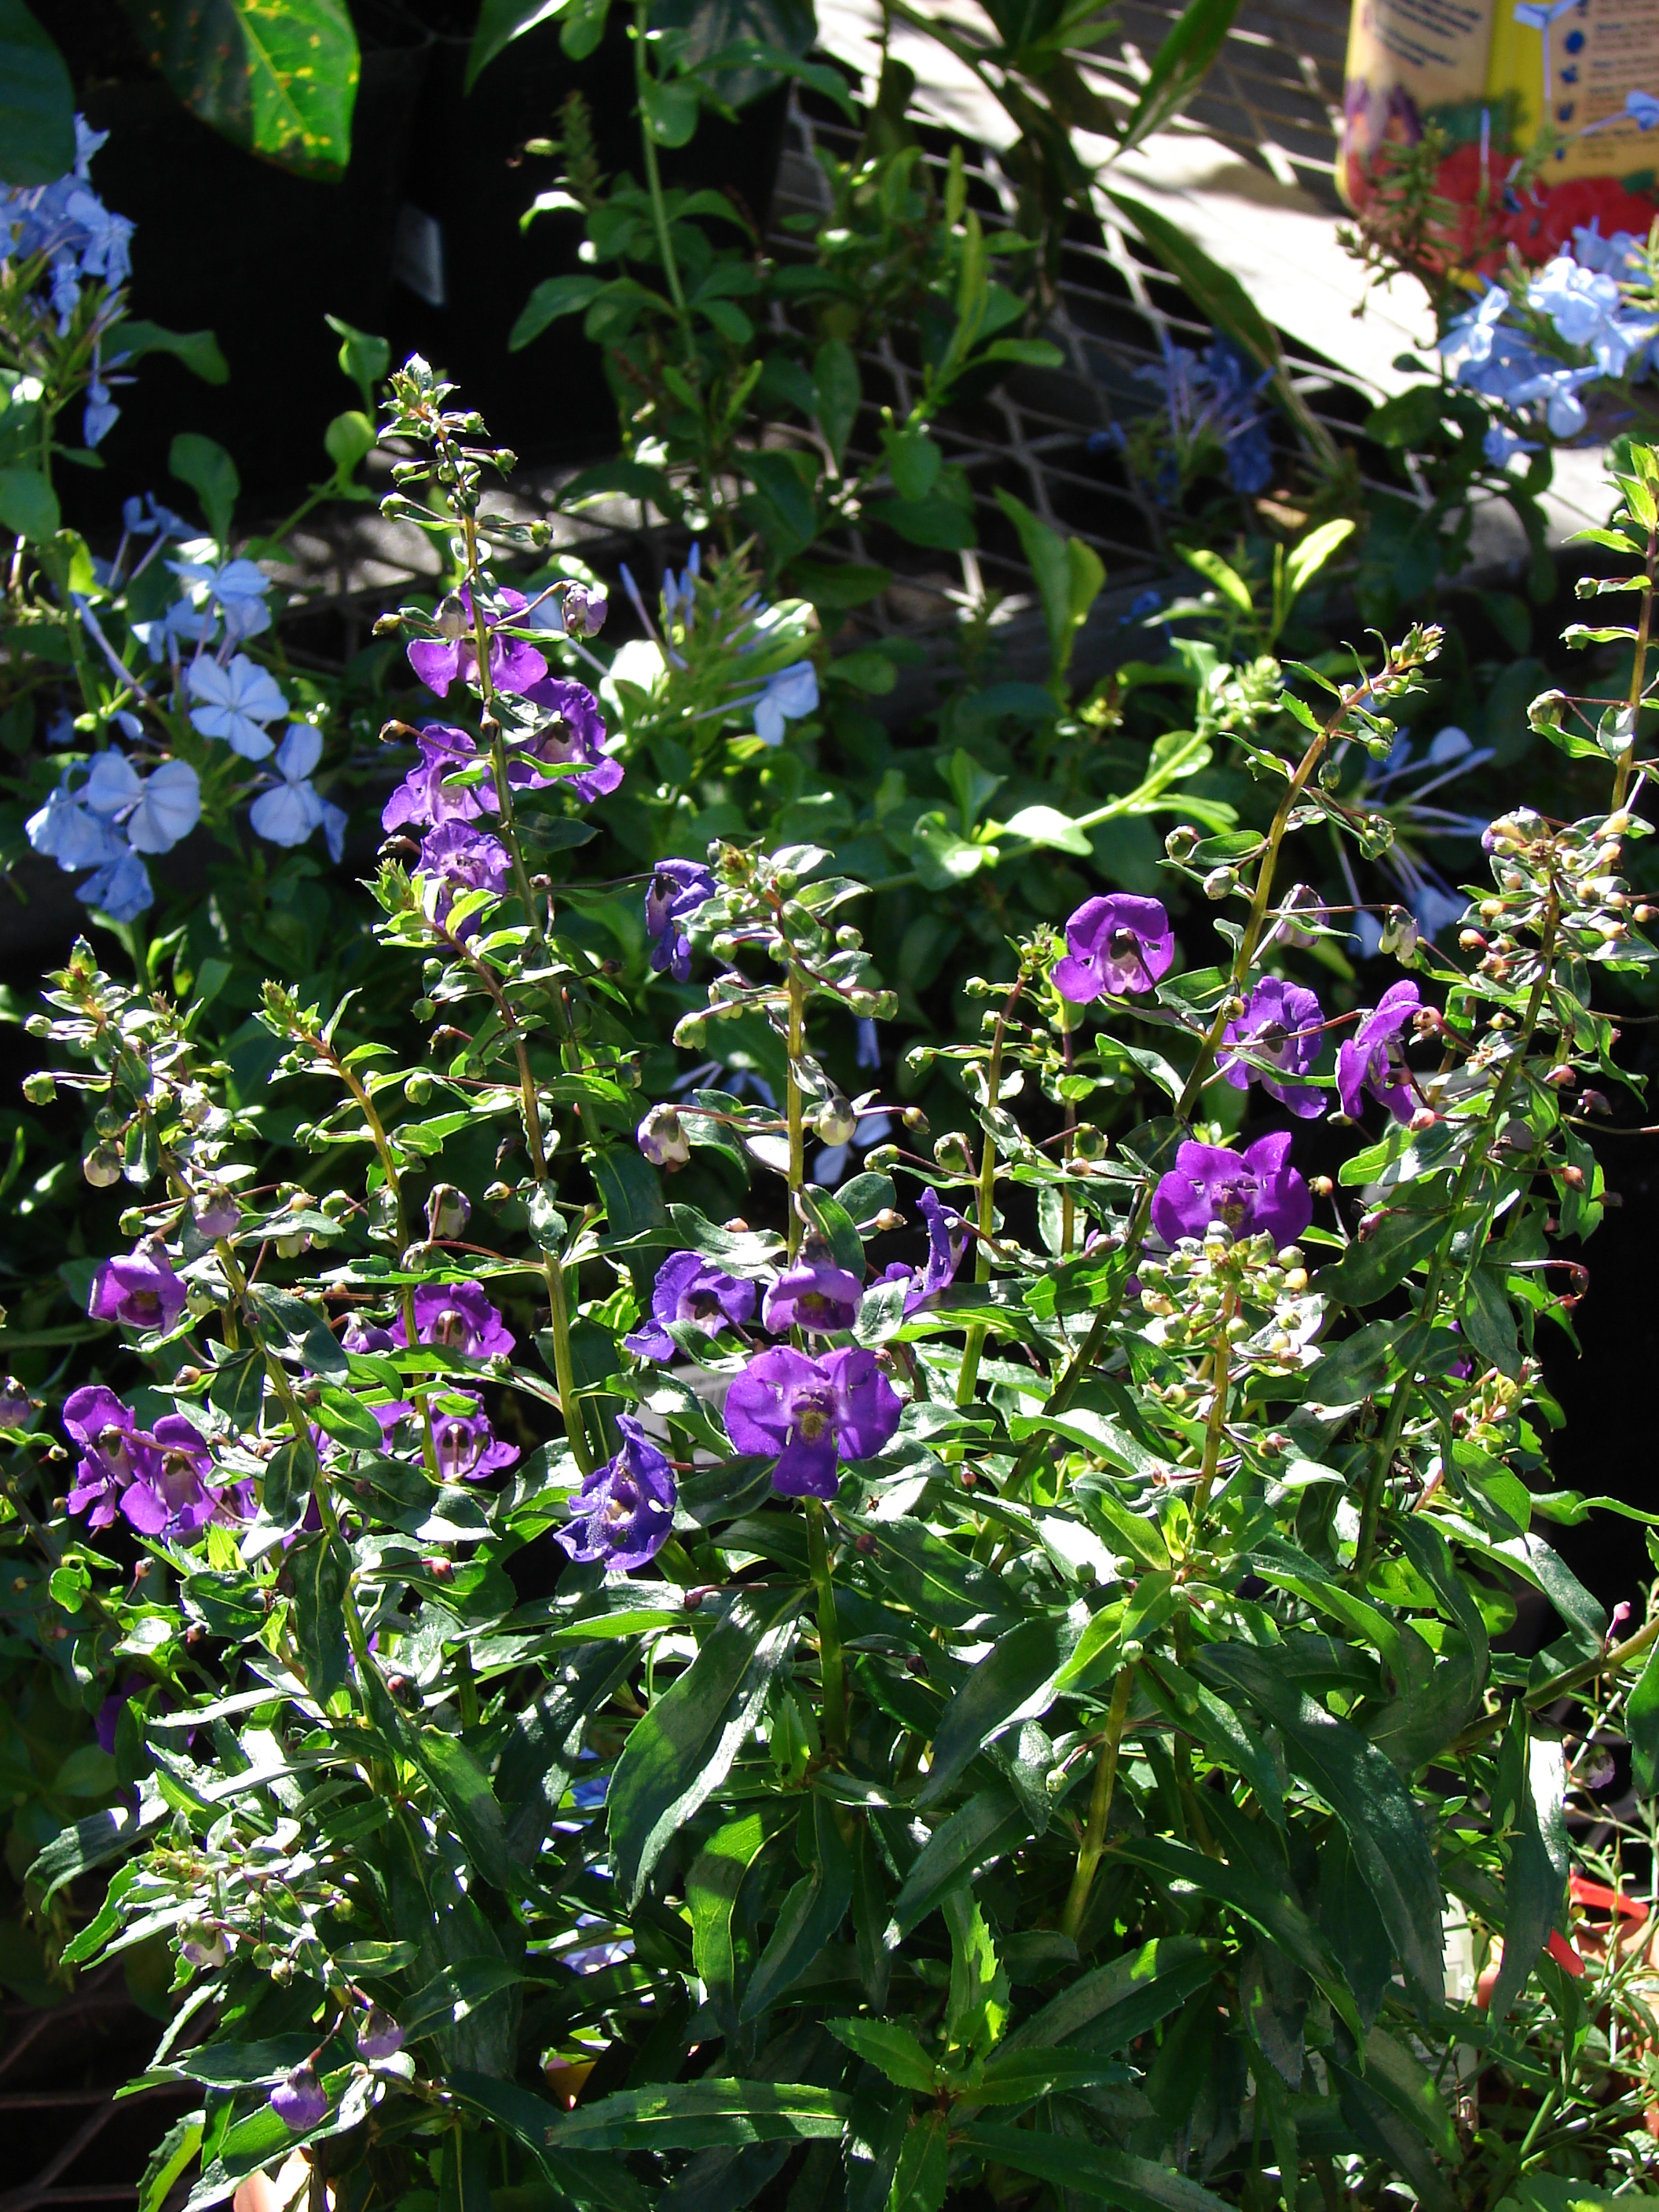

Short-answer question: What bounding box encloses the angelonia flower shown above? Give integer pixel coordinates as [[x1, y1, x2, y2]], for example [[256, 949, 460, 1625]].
[[192, 1188, 240, 1240], [1218, 976, 1326, 1117], [269, 2064, 329, 2133], [427, 1183, 471, 1240], [429, 1392, 520, 1481], [558, 1415, 676, 1569], [90, 1243, 186, 1332], [408, 585, 548, 698], [1053, 895, 1175, 1003], [416, 820, 512, 930], [390, 1283, 515, 1359], [357, 2009, 405, 2060], [645, 859, 717, 980], [382, 723, 496, 834], [510, 676, 622, 804], [724, 1345, 903, 1499], [761, 1252, 863, 1335], [624, 1251, 756, 1361], [1337, 980, 1421, 1121], [63, 1386, 246, 1538], [882, 1188, 967, 1314], [343, 1317, 397, 1356], [562, 582, 608, 636], [1151, 1133, 1312, 1247]]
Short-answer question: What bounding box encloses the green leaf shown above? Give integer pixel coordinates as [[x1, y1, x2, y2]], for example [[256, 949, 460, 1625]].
[[919, 1608, 1085, 1802], [140, 2115, 203, 2212], [814, 339, 860, 467], [1194, 1644, 1444, 1994], [592, 1144, 666, 1291], [1111, 0, 1241, 158], [1003, 1935, 1214, 2054], [169, 431, 238, 547], [869, 494, 976, 551], [116, 0, 360, 179], [107, 320, 229, 384], [1629, 1642, 1659, 1796], [826, 2018, 941, 2093], [467, 0, 571, 86], [944, 1887, 1009, 2056], [608, 1585, 804, 1903], [957, 2122, 1232, 2212], [641, 73, 700, 145], [511, 274, 606, 350], [1317, 1207, 1445, 1306], [414, 1727, 512, 1890], [324, 313, 388, 409], [998, 803, 1093, 855], [886, 2111, 947, 2212], [972, 2048, 1130, 2103], [548, 2079, 851, 2152], [887, 1786, 1030, 1943], [404, 1956, 528, 2038], [0, 466, 59, 543], [797, 1185, 864, 1280], [312, 1383, 383, 1451], [0, 0, 73, 184], [1489, 1705, 1568, 2020], [689, 1811, 775, 2032], [324, 409, 374, 479], [741, 1793, 852, 2019], [289, 1531, 350, 1701], [1179, 544, 1253, 614], [1284, 516, 1356, 602], [994, 488, 1103, 687], [449, 2073, 646, 2212]]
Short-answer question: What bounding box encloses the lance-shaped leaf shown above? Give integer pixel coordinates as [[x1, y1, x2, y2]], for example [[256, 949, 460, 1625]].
[[919, 1605, 1086, 1802], [414, 1727, 511, 1892], [1003, 1934, 1216, 2053], [546, 2078, 851, 2152], [289, 1531, 350, 1701], [957, 2121, 1232, 2212], [740, 1793, 852, 2020], [1489, 1706, 1569, 2020], [609, 1584, 804, 1903], [1111, 0, 1241, 158], [1195, 1643, 1444, 1994], [0, 0, 74, 184]]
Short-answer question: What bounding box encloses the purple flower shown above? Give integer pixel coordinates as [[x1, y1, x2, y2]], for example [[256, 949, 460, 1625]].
[[357, 2009, 405, 2060], [1336, 980, 1421, 1122], [269, 2064, 328, 2133], [762, 1254, 863, 1335], [417, 819, 512, 931], [382, 723, 498, 836], [1218, 976, 1326, 1118], [408, 586, 548, 700], [120, 1416, 223, 1537], [391, 1284, 515, 1359], [638, 1104, 690, 1167], [95, 1672, 146, 1753], [64, 1386, 144, 1529], [90, 1244, 186, 1332], [0, 1376, 30, 1427], [511, 677, 622, 804], [902, 1188, 966, 1313], [430, 1391, 520, 1481], [558, 1415, 676, 1569], [624, 1251, 756, 1361], [1053, 895, 1174, 1004], [724, 1345, 903, 1500], [562, 582, 608, 637], [343, 1317, 397, 1354], [1151, 1133, 1312, 1247], [645, 859, 716, 981]]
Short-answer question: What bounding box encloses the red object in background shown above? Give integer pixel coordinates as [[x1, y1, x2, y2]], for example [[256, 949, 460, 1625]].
[[1344, 141, 1659, 279]]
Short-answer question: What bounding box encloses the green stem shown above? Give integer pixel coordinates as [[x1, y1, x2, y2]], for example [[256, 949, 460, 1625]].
[[1060, 1664, 1134, 1941], [806, 1499, 846, 1755], [1614, 522, 1655, 811], [634, 2, 690, 329], [1192, 1296, 1235, 1522], [786, 969, 806, 1258], [957, 982, 1020, 1408]]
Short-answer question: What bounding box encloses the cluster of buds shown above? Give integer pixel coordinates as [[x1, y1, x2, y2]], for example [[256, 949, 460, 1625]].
[[1135, 1229, 1317, 1379], [1474, 805, 1651, 970]]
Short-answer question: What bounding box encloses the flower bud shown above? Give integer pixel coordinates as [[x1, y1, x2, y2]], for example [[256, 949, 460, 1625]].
[[0, 1379, 29, 1428], [270, 2064, 328, 2133], [638, 1103, 690, 1168], [437, 591, 469, 641], [83, 1146, 123, 1188], [932, 1131, 975, 1175], [426, 1182, 471, 1240], [357, 2008, 405, 2060], [1202, 866, 1237, 901], [21, 1071, 56, 1105], [1164, 824, 1199, 862], [815, 1094, 857, 1146]]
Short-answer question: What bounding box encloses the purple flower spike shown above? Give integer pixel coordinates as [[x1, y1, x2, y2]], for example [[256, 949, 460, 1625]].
[[1053, 895, 1174, 1004], [1218, 976, 1326, 1118], [90, 1244, 186, 1333], [645, 858, 717, 981], [558, 1415, 676, 1569], [724, 1345, 902, 1500], [762, 1255, 863, 1335], [1151, 1133, 1311, 1247], [357, 2009, 405, 2060], [513, 677, 622, 804], [119, 1417, 222, 1538], [417, 819, 512, 932], [408, 586, 548, 700], [624, 1251, 756, 1362], [1336, 980, 1421, 1121], [392, 1283, 515, 1359], [270, 2064, 329, 2133], [382, 724, 497, 836], [64, 1386, 142, 1529], [431, 1391, 520, 1481]]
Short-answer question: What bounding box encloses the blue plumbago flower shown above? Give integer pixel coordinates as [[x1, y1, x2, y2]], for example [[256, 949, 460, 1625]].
[[1484, 421, 1540, 467], [1573, 222, 1647, 280], [558, 1415, 677, 1569], [855, 1018, 881, 1070], [187, 654, 288, 759], [133, 599, 215, 663], [26, 778, 123, 872], [250, 725, 346, 861], [83, 378, 118, 448], [170, 555, 272, 643], [79, 841, 152, 921], [1218, 976, 1326, 1117], [1110, 335, 1275, 499], [762, 1252, 863, 1334], [0, 117, 133, 329], [753, 661, 819, 746], [79, 750, 200, 854], [723, 1345, 902, 1499], [645, 858, 716, 980], [624, 1251, 756, 1361]]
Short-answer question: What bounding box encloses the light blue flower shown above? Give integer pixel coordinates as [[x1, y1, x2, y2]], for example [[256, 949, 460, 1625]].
[[78, 842, 152, 922], [1484, 421, 1540, 466], [121, 494, 190, 542], [1505, 361, 1600, 436], [753, 661, 819, 745], [83, 380, 118, 449], [1572, 223, 1646, 279], [856, 1017, 881, 1069], [170, 556, 271, 642], [64, 188, 132, 286], [133, 600, 215, 662], [250, 724, 331, 850], [25, 781, 122, 872], [81, 750, 200, 854], [187, 654, 287, 758], [1437, 284, 1513, 383]]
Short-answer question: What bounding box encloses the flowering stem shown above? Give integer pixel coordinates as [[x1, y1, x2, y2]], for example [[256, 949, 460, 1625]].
[[805, 1498, 846, 1755], [1615, 521, 1656, 810], [1192, 1295, 1235, 1522], [958, 981, 1020, 1409], [786, 969, 807, 1259], [1060, 1663, 1134, 1941], [1058, 993, 1078, 1258]]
